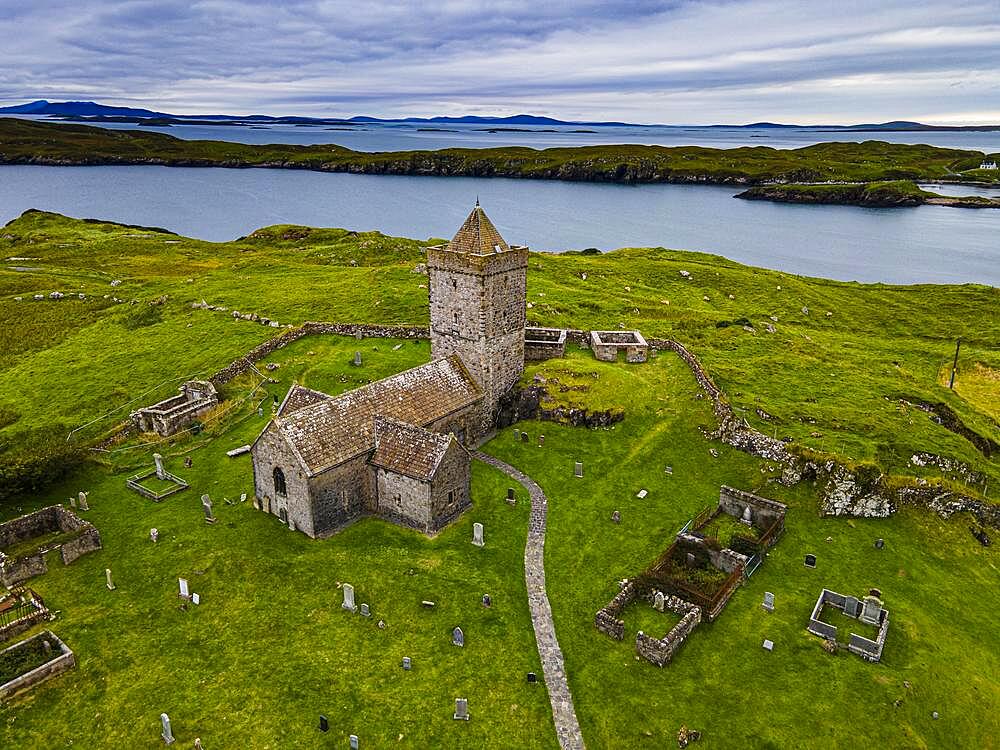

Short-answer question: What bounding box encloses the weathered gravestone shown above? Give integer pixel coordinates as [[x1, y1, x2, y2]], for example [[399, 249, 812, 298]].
[[342, 583, 357, 612], [843, 595, 860, 617], [154, 453, 166, 481], [859, 596, 883, 626], [763, 592, 775, 612], [472, 523, 484, 547], [482, 594, 491, 608], [538, 435, 545, 446], [804, 554, 817, 568], [762, 639, 774, 651], [453, 697, 470, 721], [611, 510, 621, 524], [353, 351, 362, 367], [874, 538, 885, 550], [201, 495, 217, 524], [520, 432, 529, 443], [452, 626, 464, 647], [360, 603, 371, 618], [654, 591, 666, 612], [350, 735, 359, 750], [160, 713, 175, 745], [574, 461, 583, 478], [69, 496, 77, 509], [150, 528, 159, 543], [78, 492, 90, 511], [191, 593, 201, 606], [402, 656, 412, 670], [741, 505, 752, 526], [106, 568, 116, 591], [636, 489, 648, 499], [178, 578, 190, 599]]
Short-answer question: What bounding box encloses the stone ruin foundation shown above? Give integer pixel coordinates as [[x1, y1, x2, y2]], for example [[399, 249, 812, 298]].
[[0, 630, 75, 702], [132, 380, 219, 437], [589, 330, 649, 363], [524, 327, 568, 361], [807, 588, 889, 662], [0, 506, 102, 587]]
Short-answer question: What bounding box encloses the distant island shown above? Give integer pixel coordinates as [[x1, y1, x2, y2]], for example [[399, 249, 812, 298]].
[[2, 99, 1000, 132], [736, 181, 1000, 209]]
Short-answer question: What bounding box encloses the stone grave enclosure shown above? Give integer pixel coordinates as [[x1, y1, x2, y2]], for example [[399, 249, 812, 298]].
[[0, 630, 75, 703], [806, 588, 890, 662], [0, 505, 102, 587]]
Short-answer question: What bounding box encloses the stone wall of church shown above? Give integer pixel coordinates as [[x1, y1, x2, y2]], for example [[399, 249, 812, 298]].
[[430, 442, 472, 531], [308, 455, 375, 537], [251, 425, 315, 536], [375, 469, 431, 531]]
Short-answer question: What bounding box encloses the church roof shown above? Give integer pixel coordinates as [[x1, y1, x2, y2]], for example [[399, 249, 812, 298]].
[[370, 417, 459, 481], [277, 383, 332, 417], [445, 202, 511, 255], [268, 355, 481, 477]]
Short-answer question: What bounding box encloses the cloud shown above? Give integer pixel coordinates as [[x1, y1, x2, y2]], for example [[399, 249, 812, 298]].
[[0, 0, 998, 123]]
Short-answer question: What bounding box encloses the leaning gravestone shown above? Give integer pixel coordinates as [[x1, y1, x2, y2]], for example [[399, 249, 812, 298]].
[[636, 489, 648, 499], [453, 697, 470, 721], [452, 626, 464, 647], [160, 713, 175, 745], [472, 523, 484, 547], [201, 495, 217, 524], [763, 592, 775, 612], [342, 583, 357, 612]]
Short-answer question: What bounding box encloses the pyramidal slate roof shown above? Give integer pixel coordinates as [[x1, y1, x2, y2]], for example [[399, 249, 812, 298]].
[[445, 202, 511, 255], [267, 355, 481, 477], [370, 416, 460, 481]]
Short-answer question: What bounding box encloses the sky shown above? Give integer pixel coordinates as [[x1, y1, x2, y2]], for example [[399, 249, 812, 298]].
[[1, 0, 999, 124]]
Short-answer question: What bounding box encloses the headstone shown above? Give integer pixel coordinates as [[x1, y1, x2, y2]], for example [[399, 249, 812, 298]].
[[869, 587, 882, 598], [636, 489, 648, 499], [421, 600, 435, 608], [506, 487, 515, 504], [762, 639, 774, 651], [520, 432, 528, 443], [319, 715, 329, 732], [527, 672, 538, 683], [360, 603, 371, 617], [874, 538, 885, 550], [538, 435, 545, 446], [654, 591, 665, 612], [179, 578, 190, 599], [342, 583, 357, 612], [201, 495, 217, 524], [240, 493, 247, 503], [402, 656, 412, 670], [843, 596, 860, 617], [664, 466, 673, 475], [804, 554, 817, 568], [77, 491, 89, 510], [686, 552, 696, 567], [69, 496, 77, 509], [106, 568, 116, 591], [154, 453, 166, 480], [350, 735, 359, 750], [453, 698, 469, 721], [377, 619, 385, 629], [574, 461, 583, 478], [452, 626, 464, 647], [184, 457, 193, 468], [741, 505, 753, 526], [859, 596, 882, 626], [194, 740, 203, 750], [150, 528, 159, 543], [472, 522, 484, 547], [482, 594, 491, 608], [611, 510, 621, 524], [192, 593, 201, 605], [257, 407, 264, 418], [763, 592, 775, 612], [353, 351, 362, 367], [161, 713, 175, 745]]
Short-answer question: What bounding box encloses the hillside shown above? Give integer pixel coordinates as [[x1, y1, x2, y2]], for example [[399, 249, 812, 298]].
[[0, 210, 997, 747]]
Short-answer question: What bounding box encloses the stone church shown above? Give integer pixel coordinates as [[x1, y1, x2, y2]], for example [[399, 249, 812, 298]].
[[250, 203, 528, 537]]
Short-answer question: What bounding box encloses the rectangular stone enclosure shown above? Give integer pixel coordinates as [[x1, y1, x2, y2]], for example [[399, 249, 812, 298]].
[[0, 630, 75, 703], [0, 506, 102, 587], [524, 327, 568, 361], [589, 330, 649, 363], [807, 588, 890, 663]]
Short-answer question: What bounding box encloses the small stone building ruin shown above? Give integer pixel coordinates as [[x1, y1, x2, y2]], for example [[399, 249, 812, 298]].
[[0, 506, 102, 587], [133, 380, 219, 436], [251, 203, 529, 538], [590, 330, 649, 363], [596, 486, 787, 666], [524, 327, 567, 361]]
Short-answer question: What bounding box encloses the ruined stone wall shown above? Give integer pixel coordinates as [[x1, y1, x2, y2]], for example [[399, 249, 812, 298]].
[[0, 506, 61, 548], [0, 507, 101, 585], [594, 580, 639, 640], [429, 442, 472, 531], [60, 526, 102, 565], [309, 456, 374, 537], [718, 486, 787, 531], [376, 469, 431, 531], [635, 607, 701, 667], [0, 631, 75, 702], [0, 555, 47, 587]]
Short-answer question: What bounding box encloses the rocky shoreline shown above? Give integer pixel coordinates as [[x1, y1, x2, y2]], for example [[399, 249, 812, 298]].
[[736, 183, 1000, 209]]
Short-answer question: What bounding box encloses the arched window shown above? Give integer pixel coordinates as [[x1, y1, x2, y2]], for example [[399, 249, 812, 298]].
[[273, 467, 287, 497]]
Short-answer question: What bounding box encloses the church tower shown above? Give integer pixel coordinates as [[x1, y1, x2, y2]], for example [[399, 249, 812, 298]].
[[427, 202, 528, 437]]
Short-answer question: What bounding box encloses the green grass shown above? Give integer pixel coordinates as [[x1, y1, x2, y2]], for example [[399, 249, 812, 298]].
[[0, 210, 996, 747], [817, 605, 881, 645], [3, 117, 999, 185], [1, 528, 83, 560]]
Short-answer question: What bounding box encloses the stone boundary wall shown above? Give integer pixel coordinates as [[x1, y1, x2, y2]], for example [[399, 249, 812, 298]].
[[635, 603, 702, 667], [524, 327, 567, 361], [0, 631, 75, 702], [594, 580, 638, 640], [807, 589, 841, 640], [849, 613, 889, 662]]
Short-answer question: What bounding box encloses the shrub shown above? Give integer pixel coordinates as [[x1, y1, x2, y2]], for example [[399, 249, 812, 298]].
[[0, 426, 89, 502]]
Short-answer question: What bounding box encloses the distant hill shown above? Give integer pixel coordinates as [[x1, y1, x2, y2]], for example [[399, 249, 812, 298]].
[[1, 100, 998, 131]]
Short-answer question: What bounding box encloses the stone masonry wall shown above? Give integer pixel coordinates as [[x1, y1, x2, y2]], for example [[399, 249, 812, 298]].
[[429, 441, 472, 531], [310, 455, 375, 538], [376, 469, 431, 531], [0, 506, 101, 586], [0, 631, 75, 702], [718, 485, 787, 531], [594, 580, 639, 640]]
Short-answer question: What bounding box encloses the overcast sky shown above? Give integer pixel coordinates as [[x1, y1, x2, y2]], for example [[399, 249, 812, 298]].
[[1, 0, 998, 124]]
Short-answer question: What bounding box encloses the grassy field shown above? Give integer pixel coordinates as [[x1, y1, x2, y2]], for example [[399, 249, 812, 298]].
[[0, 210, 996, 747], [2, 117, 999, 186]]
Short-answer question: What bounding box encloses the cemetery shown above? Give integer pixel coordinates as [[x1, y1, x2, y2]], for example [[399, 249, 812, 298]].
[[0, 505, 103, 586], [125, 453, 190, 501], [807, 588, 890, 662], [0, 208, 996, 747]]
